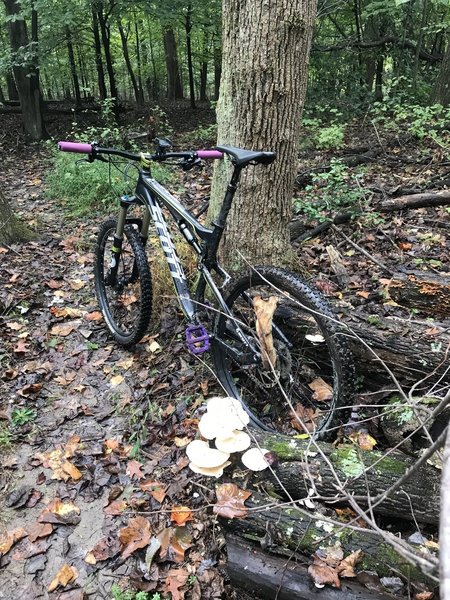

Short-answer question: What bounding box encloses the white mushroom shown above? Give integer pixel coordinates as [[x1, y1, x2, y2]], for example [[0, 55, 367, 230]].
[[186, 440, 230, 468], [188, 460, 231, 478], [215, 430, 251, 453], [206, 396, 250, 429], [241, 447, 270, 471], [198, 412, 237, 441]]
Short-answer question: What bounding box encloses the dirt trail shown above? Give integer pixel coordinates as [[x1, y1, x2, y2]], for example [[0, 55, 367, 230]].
[[0, 151, 232, 599]]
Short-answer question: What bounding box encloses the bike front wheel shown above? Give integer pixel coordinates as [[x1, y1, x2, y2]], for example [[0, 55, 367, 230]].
[[94, 219, 152, 347], [212, 266, 354, 440]]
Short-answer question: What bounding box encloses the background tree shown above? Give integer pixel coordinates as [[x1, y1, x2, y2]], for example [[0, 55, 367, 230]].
[[208, 0, 318, 267]]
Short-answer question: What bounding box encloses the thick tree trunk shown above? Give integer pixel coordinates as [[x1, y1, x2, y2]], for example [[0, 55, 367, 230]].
[[97, 5, 118, 101], [213, 42, 221, 101], [4, 0, 47, 141], [432, 33, 450, 106], [163, 27, 183, 99], [209, 0, 318, 268], [0, 191, 34, 246], [6, 72, 18, 101]]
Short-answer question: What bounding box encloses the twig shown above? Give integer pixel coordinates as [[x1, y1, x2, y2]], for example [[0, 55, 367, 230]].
[[331, 224, 391, 272]]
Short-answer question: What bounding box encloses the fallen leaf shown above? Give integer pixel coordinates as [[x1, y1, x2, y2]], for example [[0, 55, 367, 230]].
[[350, 431, 377, 451], [45, 279, 63, 289], [0, 527, 27, 556], [140, 480, 167, 503], [118, 516, 152, 558], [170, 506, 193, 526], [116, 356, 134, 369], [253, 295, 278, 369], [338, 549, 363, 577], [48, 564, 78, 592], [104, 498, 128, 515], [415, 591, 434, 600], [27, 522, 53, 543], [50, 307, 84, 318], [213, 483, 252, 519], [84, 311, 103, 321], [164, 568, 188, 600], [127, 459, 144, 480], [308, 378, 333, 402], [13, 340, 29, 354], [50, 323, 75, 337], [35, 447, 82, 482], [308, 554, 341, 588], [18, 383, 43, 396], [6, 321, 24, 331], [69, 279, 85, 290], [174, 436, 191, 448], [88, 536, 121, 561], [291, 403, 317, 432], [38, 499, 81, 525], [110, 374, 124, 387]]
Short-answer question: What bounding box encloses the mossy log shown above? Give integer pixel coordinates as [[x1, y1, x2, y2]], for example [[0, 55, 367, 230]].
[[252, 432, 441, 525], [343, 313, 450, 387], [226, 534, 396, 600], [222, 490, 437, 586], [384, 270, 450, 317]]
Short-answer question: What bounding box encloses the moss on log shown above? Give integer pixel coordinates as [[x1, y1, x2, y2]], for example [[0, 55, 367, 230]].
[[253, 432, 441, 524]]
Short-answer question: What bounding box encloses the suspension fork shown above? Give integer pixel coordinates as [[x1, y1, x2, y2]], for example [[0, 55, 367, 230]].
[[106, 204, 129, 285]]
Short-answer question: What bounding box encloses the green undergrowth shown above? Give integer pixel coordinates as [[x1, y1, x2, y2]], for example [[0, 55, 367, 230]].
[[111, 584, 166, 600]]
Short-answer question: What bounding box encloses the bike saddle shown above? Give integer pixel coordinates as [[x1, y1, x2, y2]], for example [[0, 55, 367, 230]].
[[215, 145, 276, 167]]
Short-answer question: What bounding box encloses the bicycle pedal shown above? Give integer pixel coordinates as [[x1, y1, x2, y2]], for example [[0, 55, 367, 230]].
[[185, 324, 210, 355]]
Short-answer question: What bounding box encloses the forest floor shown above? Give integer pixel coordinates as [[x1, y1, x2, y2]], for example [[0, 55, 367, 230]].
[[0, 100, 449, 600]]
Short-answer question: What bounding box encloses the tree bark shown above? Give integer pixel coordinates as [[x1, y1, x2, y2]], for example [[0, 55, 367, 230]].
[[384, 271, 450, 316], [185, 3, 196, 109], [440, 425, 450, 599], [0, 191, 34, 246], [222, 491, 436, 585], [97, 2, 118, 101], [91, 4, 107, 100], [209, 0, 318, 268], [432, 32, 450, 106], [65, 25, 82, 107], [4, 0, 47, 141], [163, 27, 183, 99], [134, 18, 144, 104], [254, 432, 441, 524], [118, 20, 140, 103]]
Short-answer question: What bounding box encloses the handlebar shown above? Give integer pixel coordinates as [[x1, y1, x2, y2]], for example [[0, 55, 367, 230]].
[[57, 141, 224, 164]]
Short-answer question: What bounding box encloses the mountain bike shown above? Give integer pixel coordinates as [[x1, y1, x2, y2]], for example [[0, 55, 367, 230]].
[[58, 138, 354, 439]]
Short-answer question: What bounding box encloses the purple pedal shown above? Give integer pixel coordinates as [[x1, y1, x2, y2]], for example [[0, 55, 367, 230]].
[[186, 324, 210, 354]]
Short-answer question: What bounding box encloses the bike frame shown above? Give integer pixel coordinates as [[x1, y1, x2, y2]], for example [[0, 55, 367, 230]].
[[114, 162, 255, 358]]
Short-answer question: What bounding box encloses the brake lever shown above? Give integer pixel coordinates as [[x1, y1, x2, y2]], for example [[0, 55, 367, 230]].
[[179, 157, 202, 171]]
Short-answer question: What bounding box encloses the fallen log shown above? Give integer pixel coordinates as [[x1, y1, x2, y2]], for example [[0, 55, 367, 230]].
[[290, 190, 450, 242], [226, 534, 395, 600], [252, 432, 441, 525], [383, 270, 450, 317], [342, 313, 450, 387], [222, 490, 437, 586]]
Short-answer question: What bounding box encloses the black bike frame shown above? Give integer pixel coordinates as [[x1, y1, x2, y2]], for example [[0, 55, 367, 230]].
[[126, 164, 243, 326]]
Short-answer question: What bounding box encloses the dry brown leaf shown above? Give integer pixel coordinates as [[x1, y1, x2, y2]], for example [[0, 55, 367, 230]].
[[118, 516, 151, 559], [350, 431, 377, 451], [126, 459, 144, 480], [308, 378, 333, 402], [213, 483, 252, 519], [38, 498, 81, 525], [415, 591, 434, 600], [84, 311, 103, 321], [338, 549, 363, 578], [140, 480, 167, 503], [110, 374, 124, 387], [253, 295, 278, 369], [69, 279, 85, 290], [164, 568, 188, 600], [104, 498, 128, 515], [170, 506, 193, 526], [88, 536, 121, 561], [35, 447, 82, 482], [116, 356, 134, 369], [50, 307, 84, 318], [50, 323, 75, 337], [291, 403, 317, 432], [46, 279, 63, 289], [48, 563, 78, 592], [27, 522, 53, 543], [18, 383, 43, 396], [0, 527, 27, 556], [308, 555, 341, 589], [6, 321, 24, 331]]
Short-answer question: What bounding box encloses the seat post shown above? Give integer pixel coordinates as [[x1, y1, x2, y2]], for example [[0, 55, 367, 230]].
[[213, 165, 242, 231]]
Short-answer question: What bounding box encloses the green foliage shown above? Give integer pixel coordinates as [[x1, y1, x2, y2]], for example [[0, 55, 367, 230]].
[[315, 124, 346, 150], [111, 584, 164, 600], [11, 407, 36, 426], [0, 425, 12, 448], [301, 108, 346, 150], [295, 160, 371, 221]]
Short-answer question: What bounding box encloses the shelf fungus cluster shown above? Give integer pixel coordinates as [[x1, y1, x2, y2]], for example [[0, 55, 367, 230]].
[[186, 397, 271, 477]]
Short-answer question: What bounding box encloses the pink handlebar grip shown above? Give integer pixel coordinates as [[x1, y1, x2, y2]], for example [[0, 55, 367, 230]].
[[197, 150, 223, 160], [58, 141, 93, 154]]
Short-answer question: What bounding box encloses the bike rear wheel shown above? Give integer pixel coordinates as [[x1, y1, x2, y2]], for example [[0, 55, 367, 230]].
[[212, 266, 354, 440], [94, 219, 152, 347]]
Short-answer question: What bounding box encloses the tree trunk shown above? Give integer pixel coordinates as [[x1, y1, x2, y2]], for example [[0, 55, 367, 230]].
[[213, 41, 221, 101], [65, 25, 81, 107], [163, 27, 183, 99], [146, 18, 159, 100], [97, 4, 118, 101], [199, 61, 208, 102], [432, 33, 450, 106], [91, 4, 107, 100], [440, 426, 450, 599], [4, 0, 47, 141], [208, 0, 318, 269], [185, 4, 196, 109], [0, 191, 34, 246], [374, 55, 383, 101], [6, 71, 18, 101], [118, 20, 140, 104], [134, 18, 144, 104]]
